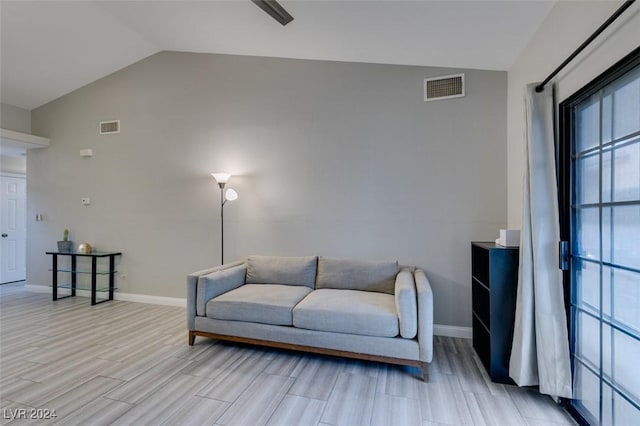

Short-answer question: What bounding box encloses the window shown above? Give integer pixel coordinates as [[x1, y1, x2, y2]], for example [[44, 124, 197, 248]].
[[560, 47, 640, 425]]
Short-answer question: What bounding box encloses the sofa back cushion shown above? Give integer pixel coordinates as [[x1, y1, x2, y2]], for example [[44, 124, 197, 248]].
[[246, 255, 317, 288], [316, 256, 399, 294]]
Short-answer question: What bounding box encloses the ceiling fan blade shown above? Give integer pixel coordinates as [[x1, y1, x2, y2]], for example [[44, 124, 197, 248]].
[[252, 0, 294, 26]]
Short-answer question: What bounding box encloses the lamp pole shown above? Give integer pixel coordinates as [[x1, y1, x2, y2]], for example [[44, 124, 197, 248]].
[[211, 172, 237, 266], [218, 181, 226, 265]]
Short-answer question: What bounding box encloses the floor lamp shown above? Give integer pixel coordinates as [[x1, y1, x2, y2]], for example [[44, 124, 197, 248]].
[[211, 172, 238, 265]]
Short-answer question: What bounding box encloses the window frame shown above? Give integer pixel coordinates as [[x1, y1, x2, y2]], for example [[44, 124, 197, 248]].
[[559, 46, 640, 426]]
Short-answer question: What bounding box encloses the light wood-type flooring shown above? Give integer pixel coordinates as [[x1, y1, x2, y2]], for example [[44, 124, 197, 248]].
[[0, 282, 576, 425]]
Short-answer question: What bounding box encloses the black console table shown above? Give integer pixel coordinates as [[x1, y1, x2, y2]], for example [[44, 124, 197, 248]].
[[46, 251, 122, 305]]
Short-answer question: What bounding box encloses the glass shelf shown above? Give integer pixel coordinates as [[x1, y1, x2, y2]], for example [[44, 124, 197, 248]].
[[52, 283, 118, 293], [49, 268, 117, 275]]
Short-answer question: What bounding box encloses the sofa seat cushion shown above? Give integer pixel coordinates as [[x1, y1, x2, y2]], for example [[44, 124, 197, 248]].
[[206, 284, 312, 326], [293, 289, 399, 338]]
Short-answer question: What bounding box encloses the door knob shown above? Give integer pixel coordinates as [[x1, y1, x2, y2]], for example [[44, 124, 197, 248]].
[[1, 234, 7, 238]]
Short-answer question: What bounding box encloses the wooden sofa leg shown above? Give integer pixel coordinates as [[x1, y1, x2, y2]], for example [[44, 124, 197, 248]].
[[188, 331, 196, 346], [421, 362, 429, 382]]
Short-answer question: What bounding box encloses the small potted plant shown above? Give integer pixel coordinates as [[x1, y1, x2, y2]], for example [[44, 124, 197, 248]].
[[57, 229, 73, 253]]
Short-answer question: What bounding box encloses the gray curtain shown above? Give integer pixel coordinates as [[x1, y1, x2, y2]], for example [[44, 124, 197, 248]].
[[509, 83, 572, 399]]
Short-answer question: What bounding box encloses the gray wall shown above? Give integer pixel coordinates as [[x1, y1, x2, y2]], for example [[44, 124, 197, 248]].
[[1, 102, 31, 133], [1, 103, 30, 174], [30, 51, 507, 327]]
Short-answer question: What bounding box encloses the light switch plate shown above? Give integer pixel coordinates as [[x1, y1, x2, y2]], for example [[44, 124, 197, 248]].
[[81, 198, 91, 205]]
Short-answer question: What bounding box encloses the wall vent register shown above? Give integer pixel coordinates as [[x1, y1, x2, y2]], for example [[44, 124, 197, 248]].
[[424, 73, 465, 101], [99, 120, 120, 135]]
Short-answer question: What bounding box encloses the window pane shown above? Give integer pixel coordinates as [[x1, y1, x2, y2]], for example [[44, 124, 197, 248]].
[[615, 391, 640, 426], [613, 330, 640, 400], [603, 149, 612, 203], [612, 268, 640, 334], [603, 323, 613, 381], [575, 207, 600, 260], [612, 76, 640, 140], [603, 383, 613, 426], [576, 153, 600, 204], [577, 95, 601, 153], [574, 360, 600, 424], [574, 259, 600, 313], [603, 265, 612, 319], [611, 205, 640, 269], [576, 310, 600, 368], [603, 207, 612, 264], [603, 93, 613, 144], [612, 139, 640, 202]]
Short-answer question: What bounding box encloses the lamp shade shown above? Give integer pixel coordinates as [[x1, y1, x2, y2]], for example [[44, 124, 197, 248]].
[[211, 172, 231, 184], [224, 188, 238, 201]]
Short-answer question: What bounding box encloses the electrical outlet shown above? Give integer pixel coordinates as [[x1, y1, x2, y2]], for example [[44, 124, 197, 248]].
[[81, 198, 91, 205]]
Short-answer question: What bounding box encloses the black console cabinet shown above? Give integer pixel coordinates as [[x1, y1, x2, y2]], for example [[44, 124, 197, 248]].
[[471, 242, 519, 384]]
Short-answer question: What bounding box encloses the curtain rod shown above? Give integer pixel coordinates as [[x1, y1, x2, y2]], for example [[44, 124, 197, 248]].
[[535, 0, 636, 93]]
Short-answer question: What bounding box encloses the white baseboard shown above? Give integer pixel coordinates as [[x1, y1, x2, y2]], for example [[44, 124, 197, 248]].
[[25, 285, 470, 335], [116, 292, 185, 307], [24, 285, 186, 307], [434, 324, 472, 339]]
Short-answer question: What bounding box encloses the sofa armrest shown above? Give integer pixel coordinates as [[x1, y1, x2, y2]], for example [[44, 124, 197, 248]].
[[187, 260, 245, 329], [395, 267, 418, 339], [414, 268, 434, 362]]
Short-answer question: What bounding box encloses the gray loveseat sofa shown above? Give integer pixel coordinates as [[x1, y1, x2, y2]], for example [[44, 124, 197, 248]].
[[187, 255, 433, 380]]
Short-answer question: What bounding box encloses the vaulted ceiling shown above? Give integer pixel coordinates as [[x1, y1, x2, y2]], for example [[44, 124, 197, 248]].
[[0, 0, 556, 110]]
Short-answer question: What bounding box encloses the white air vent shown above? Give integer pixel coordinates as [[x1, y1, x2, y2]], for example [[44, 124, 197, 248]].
[[99, 120, 120, 135], [424, 73, 465, 101]]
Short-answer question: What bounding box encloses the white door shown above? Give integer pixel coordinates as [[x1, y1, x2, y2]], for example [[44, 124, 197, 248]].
[[0, 175, 26, 283]]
